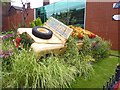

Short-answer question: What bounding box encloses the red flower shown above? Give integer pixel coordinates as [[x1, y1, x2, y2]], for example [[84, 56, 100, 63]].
[[15, 37, 22, 48]]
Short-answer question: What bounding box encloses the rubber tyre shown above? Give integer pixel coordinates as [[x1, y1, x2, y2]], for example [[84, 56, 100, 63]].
[[32, 26, 53, 39]]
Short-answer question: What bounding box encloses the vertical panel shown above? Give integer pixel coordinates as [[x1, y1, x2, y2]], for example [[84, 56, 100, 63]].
[[85, 1, 119, 50]]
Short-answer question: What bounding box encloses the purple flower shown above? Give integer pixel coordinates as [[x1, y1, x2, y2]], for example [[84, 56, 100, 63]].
[[6, 51, 13, 56], [0, 49, 3, 55], [0, 54, 5, 58], [7, 34, 14, 38], [2, 34, 14, 40], [2, 36, 7, 40], [0, 50, 13, 59]]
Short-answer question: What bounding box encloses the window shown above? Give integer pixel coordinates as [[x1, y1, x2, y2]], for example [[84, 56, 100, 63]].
[[36, 0, 86, 28]]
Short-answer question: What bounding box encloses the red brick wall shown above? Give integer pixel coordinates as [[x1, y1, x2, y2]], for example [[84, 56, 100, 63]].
[[25, 9, 34, 27], [2, 9, 34, 31], [85, 2, 119, 50]]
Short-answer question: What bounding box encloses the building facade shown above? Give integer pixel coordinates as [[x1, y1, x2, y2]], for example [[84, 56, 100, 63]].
[[2, 1, 119, 50], [35, 0, 119, 50], [2, 2, 34, 31], [85, 1, 120, 50]]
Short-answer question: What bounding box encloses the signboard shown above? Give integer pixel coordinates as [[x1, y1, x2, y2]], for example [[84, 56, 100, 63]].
[[45, 17, 73, 39], [113, 2, 120, 9], [112, 15, 120, 20]]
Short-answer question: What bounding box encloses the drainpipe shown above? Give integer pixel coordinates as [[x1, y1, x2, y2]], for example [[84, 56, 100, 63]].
[[34, 9, 36, 20]]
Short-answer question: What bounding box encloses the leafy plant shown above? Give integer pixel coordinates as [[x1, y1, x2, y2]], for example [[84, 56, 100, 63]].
[[80, 35, 92, 56], [30, 17, 43, 28], [2, 49, 77, 88], [19, 33, 32, 49], [91, 36, 111, 60], [78, 55, 95, 79], [39, 56, 77, 88], [1, 34, 16, 72], [64, 36, 79, 65], [64, 36, 94, 79], [2, 36, 15, 52], [2, 36, 95, 88], [79, 35, 111, 61], [0, 31, 14, 35]]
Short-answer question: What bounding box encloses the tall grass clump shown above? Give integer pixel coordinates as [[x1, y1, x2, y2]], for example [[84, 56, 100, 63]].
[[80, 35, 92, 56], [2, 49, 77, 88], [39, 56, 77, 88], [64, 36, 79, 65], [64, 36, 95, 79]]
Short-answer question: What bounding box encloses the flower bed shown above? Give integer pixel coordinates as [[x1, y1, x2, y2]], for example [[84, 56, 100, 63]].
[[1, 25, 111, 88]]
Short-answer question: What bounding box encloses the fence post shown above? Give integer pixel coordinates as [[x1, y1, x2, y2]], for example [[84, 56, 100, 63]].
[[115, 64, 120, 81]]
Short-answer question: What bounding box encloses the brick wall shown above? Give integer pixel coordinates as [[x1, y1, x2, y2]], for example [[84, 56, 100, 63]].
[[85, 2, 120, 50], [2, 9, 34, 31]]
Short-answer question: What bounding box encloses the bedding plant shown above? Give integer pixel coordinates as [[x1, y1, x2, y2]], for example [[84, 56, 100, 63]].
[[1, 27, 111, 88], [1, 36, 95, 88]]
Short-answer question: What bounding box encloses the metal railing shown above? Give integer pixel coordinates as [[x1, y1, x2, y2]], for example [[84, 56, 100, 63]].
[[103, 64, 120, 90]]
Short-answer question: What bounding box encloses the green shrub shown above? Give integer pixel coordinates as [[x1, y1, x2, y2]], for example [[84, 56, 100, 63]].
[[64, 36, 79, 65], [92, 36, 111, 60], [80, 35, 92, 56], [64, 36, 94, 79], [30, 17, 43, 28], [79, 35, 111, 61]]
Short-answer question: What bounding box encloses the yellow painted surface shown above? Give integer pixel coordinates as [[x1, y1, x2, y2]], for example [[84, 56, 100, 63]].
[[17, 28, 63, 44], [17, 17, 83, 58]]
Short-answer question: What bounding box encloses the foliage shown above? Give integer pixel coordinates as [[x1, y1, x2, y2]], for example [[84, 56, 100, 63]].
[[2, 49, 76, 88], [80, 35, 92, 56], [91, 36, 111, 60], [0, 31, 14, 35], [53, 12, 70, 25], [79, 35, 111, 61], [1, 35, 16, 72], [1, 32, 16, 53], [64, 36, 79, 65], [39, 56, 77, 88], [72, 51, 118, 88], [64, 36, 95, 79], [1, 35, 94, 88], [78, 55, 95, 79], [53, 8, 84, 26], [30, 17, 43, 28], [1, 30, 111, 88], [19, 33, 32, 49], [1, 31, 15, 42], [71, 17, 76, 25]]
